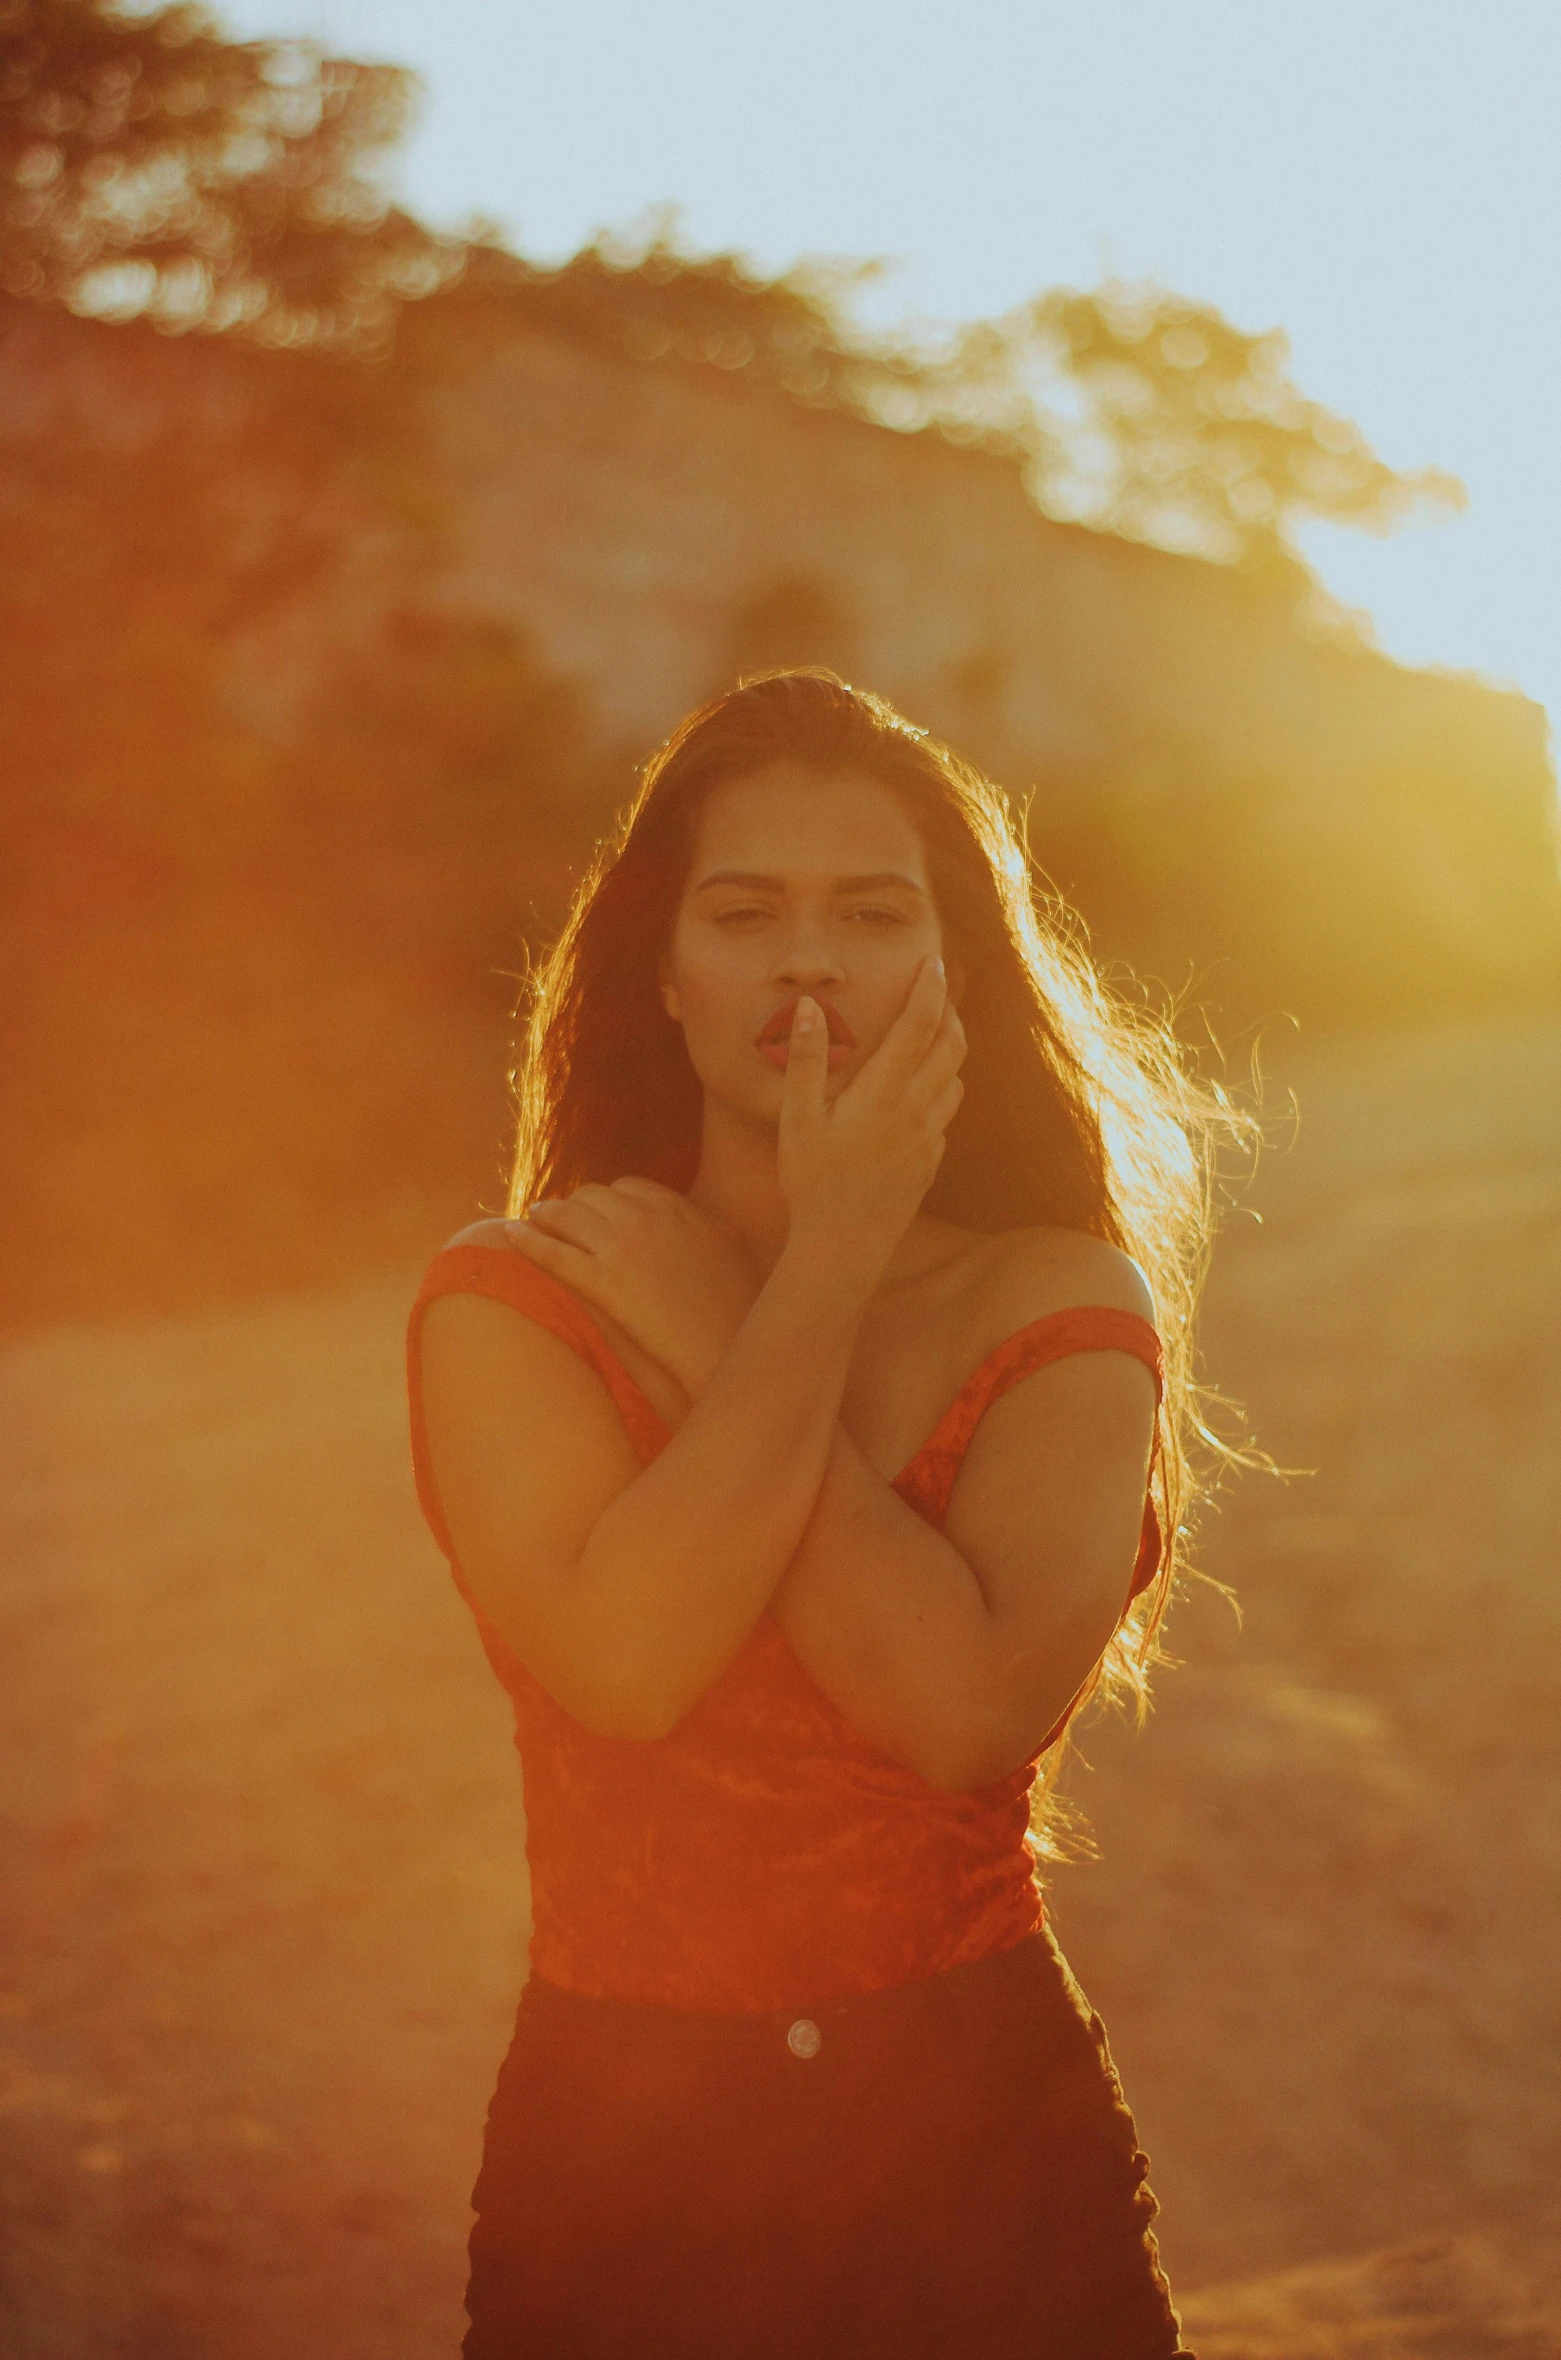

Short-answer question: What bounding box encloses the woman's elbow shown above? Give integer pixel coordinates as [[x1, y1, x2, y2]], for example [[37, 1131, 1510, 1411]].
[[920, 1595, 1125, 1789], [912, 1675, 1091, 1793], [477, 1588, 698, 1743], [547, 1637, 710, 1742], [555, 1668, 688, 1744], [903, 1715, 1038, 1795]]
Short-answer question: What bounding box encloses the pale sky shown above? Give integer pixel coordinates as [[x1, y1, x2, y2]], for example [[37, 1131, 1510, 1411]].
[[222, 0, 1561, 742]]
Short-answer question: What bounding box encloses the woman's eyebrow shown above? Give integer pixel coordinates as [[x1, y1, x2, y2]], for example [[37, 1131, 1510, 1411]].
[[834, 873, 928, 897], [691, 870, 928, 896]]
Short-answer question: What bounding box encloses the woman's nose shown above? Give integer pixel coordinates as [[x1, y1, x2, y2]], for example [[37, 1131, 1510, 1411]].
[[771, 932, 846, 990]]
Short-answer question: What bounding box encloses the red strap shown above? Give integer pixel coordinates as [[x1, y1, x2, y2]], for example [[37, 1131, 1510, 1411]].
[[987, 1309, 1165, 1610], [895, 1306, 1164, 1524], [406, 1243, 668, 1557], [957, 1306, 1164, 1424], [976, 1306, 1166, 1612]]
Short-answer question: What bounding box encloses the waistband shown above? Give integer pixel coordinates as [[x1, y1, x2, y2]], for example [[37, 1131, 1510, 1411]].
[[520, 1929, 1061, 2061]]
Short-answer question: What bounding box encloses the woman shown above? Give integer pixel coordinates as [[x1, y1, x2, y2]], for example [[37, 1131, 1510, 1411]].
[[408, 670, 1232, 2357]]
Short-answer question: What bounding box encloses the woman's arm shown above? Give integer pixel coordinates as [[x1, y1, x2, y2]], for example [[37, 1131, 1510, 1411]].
[[421, 1232, 872, 1739], [769, 1247, 1158, 1790], [419, 963, 964, 1741]]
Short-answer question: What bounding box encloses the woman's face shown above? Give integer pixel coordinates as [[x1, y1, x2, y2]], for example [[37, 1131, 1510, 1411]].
[[660, 762, 952, 1128]]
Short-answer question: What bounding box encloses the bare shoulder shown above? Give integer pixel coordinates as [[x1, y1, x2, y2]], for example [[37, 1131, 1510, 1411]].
[[419, 1220, 638, 1447], [420, 1219, 582, 1393], [419, 1286, 634, 1473], [969, 1225, 1156, 1343], [440, 1214, 517, 1254]]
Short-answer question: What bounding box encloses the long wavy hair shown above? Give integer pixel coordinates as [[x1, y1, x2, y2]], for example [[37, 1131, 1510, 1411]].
[[509, 669, 1250, 1847]]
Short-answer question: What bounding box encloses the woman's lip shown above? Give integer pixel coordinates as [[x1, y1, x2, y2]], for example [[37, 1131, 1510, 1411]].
[[754, 996, 856, 1052]]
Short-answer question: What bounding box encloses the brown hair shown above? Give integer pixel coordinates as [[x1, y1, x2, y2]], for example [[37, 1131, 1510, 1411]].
[[510, 669, 1249, 1844]]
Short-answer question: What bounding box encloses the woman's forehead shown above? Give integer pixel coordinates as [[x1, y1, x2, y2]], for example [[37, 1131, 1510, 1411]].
[[689, 764, 928, 882]]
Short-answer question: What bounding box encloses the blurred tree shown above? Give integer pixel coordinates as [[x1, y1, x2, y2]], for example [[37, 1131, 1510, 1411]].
[[847, 278, 1464, 573], [0, 0, 458, 348], [0, 0, 1458, 560], [489, 217, 1463, 578], [1018, 283, 1466, 567]]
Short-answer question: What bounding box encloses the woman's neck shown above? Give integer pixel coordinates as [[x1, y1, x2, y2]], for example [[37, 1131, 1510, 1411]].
[[688, 1108, 791, 1273], [687, 1103, 972, 1287]]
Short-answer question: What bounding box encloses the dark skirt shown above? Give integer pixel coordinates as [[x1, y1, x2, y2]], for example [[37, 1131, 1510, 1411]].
[[464, 1927, 1195, 2360]]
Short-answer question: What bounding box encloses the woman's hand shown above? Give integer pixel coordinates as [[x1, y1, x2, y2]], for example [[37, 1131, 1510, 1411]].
[[506, 1180, 761, 1398], [779, 955, 966, 1278]]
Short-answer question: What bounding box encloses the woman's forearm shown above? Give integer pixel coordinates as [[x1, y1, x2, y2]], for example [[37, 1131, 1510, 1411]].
[[767, 1434, 1004, 1783], [770, 1432, 1094, 1792], [564, 1237, 875, 1736]]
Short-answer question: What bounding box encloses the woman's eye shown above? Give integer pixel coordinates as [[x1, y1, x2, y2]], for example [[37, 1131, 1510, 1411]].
[[713, 905, 771, 926], [845, 907, 904, 929]]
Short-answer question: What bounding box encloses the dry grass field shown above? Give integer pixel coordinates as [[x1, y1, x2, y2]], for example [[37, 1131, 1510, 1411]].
[[2, 1018, 1559, 2357]]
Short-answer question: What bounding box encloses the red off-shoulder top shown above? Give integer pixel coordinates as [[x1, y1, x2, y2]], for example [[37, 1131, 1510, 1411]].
[[407, 1243, 1163, 2013]]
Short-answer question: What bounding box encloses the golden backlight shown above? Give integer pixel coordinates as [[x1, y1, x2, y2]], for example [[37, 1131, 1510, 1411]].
[[3, 4, 1559, 2351]]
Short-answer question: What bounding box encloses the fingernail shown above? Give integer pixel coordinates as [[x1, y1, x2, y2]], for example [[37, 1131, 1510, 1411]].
[[932, 956, 946, 979], [794, 996, 820, 1032]]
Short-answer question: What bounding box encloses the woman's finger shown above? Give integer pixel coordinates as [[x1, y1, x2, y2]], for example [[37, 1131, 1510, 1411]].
[[504, 1218, 598, 1282], [778, 994, 830, 1158], [569, 1182, 632, 1220], [862, 956, 947, 1091], [926, 1073, 966, 1137], [520, 1195, 609, 1248], [904, 1002, 968, 1108], [921, 996, 967, 1069]]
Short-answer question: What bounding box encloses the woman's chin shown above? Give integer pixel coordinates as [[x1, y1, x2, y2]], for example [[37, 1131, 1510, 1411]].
[[754, 1045, 857, 1078], [694, 1053, 857, 1139]]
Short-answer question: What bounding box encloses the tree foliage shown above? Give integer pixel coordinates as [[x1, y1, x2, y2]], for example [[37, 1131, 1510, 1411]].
[[971, 283, 1466, 566], [1, 5, 1462, 560], [0, 4, 1464, 561], [468, 217, 1463, 574], [0, 0, 457, 347]]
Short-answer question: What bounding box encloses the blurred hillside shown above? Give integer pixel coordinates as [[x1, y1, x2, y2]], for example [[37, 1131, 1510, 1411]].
[[4, 269, 1558, 1327], [2, 2, 1558, 1329]]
